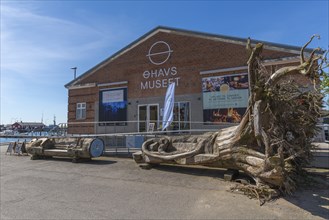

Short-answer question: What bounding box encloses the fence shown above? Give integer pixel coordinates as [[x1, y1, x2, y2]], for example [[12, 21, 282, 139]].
[[66, 120, 234, 135], [50, 120, 232, 156], [54, 120, 327, 154], [3, 120, 327, 157]]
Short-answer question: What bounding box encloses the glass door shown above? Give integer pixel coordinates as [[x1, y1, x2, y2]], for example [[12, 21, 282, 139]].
[[138, 104, 159, 132], [138, 105, 147, 132], [149, 105, 158, 131]]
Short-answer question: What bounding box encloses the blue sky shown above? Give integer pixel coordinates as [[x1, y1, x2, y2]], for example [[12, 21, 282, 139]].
[[1, 0, 328, 125]]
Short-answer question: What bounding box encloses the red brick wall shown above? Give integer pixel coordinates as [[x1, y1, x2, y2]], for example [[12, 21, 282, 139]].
[[79, 32, 297, 98], [67, 87, 97, 133], [67, 31, 301, 134]]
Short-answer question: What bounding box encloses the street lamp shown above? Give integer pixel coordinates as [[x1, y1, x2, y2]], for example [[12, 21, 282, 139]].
[[71, 67, 77, 79]]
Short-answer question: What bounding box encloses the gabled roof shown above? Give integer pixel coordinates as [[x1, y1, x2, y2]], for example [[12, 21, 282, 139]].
[[65, 26, 316, 88]]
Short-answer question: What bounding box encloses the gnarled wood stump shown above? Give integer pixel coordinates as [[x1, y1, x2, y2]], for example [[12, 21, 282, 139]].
[[133, 36, 327, 199]]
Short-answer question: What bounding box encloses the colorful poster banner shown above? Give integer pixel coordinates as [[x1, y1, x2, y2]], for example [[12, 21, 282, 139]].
[[202, 73, 249, 123]]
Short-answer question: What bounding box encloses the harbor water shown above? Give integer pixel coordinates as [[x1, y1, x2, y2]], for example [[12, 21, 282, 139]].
[[0, 131, 49, 146]]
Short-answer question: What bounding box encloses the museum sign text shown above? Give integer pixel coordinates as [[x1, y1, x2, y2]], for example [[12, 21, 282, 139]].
[[141, 41, 179, 90], [141, 66, 180, 90]]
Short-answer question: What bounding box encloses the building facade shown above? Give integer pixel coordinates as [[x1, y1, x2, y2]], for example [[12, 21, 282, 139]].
[[65, 26, 309, 134], [11, 122, 45, 133]]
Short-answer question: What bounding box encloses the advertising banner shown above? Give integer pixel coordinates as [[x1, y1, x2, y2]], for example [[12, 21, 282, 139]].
[[162, 82, 175, 130], [99, 88, 127, 125], [102, 89, 124, 103], [202, 73, 249, 124]]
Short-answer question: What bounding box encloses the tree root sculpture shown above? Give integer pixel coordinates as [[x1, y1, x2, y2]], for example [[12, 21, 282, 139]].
[[133, 36, 327, 201]]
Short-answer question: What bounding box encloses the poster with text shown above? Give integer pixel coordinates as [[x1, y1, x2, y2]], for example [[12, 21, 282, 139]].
[[99, 88, 127, 125], [202, 73, 249, 124]]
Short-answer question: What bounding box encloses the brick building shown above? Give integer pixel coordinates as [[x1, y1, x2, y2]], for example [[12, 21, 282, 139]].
[[65, 26, 310, 134], [11, 122, 45, 133]]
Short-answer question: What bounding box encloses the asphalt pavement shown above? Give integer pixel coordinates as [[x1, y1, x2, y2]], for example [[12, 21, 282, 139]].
[[1, 144, 328, 219]]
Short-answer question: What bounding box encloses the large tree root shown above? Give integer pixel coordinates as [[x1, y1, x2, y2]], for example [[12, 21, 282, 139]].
[[133, 36, 327, 202]]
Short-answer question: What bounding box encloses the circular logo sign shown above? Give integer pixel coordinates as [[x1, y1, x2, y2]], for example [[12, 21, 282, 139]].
[[146, 41, 173, 65]]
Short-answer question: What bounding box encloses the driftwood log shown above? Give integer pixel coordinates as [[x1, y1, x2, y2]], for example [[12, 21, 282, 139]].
[[26, 137, 104, 162], [133, 36, 327, 201]]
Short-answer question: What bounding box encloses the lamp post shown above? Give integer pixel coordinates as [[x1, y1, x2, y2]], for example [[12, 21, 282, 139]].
[[71, 67, 77, 79]]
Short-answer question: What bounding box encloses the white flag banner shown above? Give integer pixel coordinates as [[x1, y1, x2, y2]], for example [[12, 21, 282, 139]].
[[162, 82, 175, 131]]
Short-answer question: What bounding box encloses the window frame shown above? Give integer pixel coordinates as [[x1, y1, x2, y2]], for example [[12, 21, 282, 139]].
[[173, 101, 191, 130], [76, 102, 86, 120]]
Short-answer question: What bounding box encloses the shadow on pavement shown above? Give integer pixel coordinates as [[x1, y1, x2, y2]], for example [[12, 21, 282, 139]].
[[35, 156, 117, 165], [150, 164, 329, 218], [284, 171, 329, 219], [284, 188, 329, 219], [152, 164, 255, 183]]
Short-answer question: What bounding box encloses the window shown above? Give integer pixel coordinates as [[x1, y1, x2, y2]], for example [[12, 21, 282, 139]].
[[173, 102, 190, 130], [76, 103, 86, 120], [99, 88, 127, 126], [138, 104, 159, 132]]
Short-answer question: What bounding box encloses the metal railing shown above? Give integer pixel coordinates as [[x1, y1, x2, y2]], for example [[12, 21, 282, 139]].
[[66, 120, 236, 134], [62, 120, 235, 154], [2, 121, 327, 157]]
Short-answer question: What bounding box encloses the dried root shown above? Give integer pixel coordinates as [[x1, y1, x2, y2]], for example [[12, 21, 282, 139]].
[[135, 35, 327, 204], [230, 183, 279, 206]]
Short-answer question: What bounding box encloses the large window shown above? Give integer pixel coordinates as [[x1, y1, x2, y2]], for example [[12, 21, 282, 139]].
[[99, 88, 127, 125], [76, 103, 86, 120], [173, 102, 190, 130]]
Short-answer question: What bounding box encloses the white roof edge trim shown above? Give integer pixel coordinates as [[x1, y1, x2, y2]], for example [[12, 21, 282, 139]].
[[200, 56, 300, 75], [99, 86, 128, 91], [67, 83, 96, 90], [263, 56, 300, 65], [200, 66, 248, 75], [263, 46, 300, 55], [97, 81, 128, 87]]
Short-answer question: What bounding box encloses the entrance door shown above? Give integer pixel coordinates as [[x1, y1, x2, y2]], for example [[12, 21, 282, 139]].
[[138, 104, 159, 132]]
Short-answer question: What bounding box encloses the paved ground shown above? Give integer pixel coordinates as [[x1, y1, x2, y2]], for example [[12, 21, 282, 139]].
[[1, 144, 328, 220]]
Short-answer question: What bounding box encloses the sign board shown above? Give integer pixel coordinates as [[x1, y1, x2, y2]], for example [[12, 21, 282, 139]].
[[6, 142, 15, 155], [148, 123, 155, 132], [202, 73, 249, 123], [102, 89, 124, 103], [15, 143, 22, 154]]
